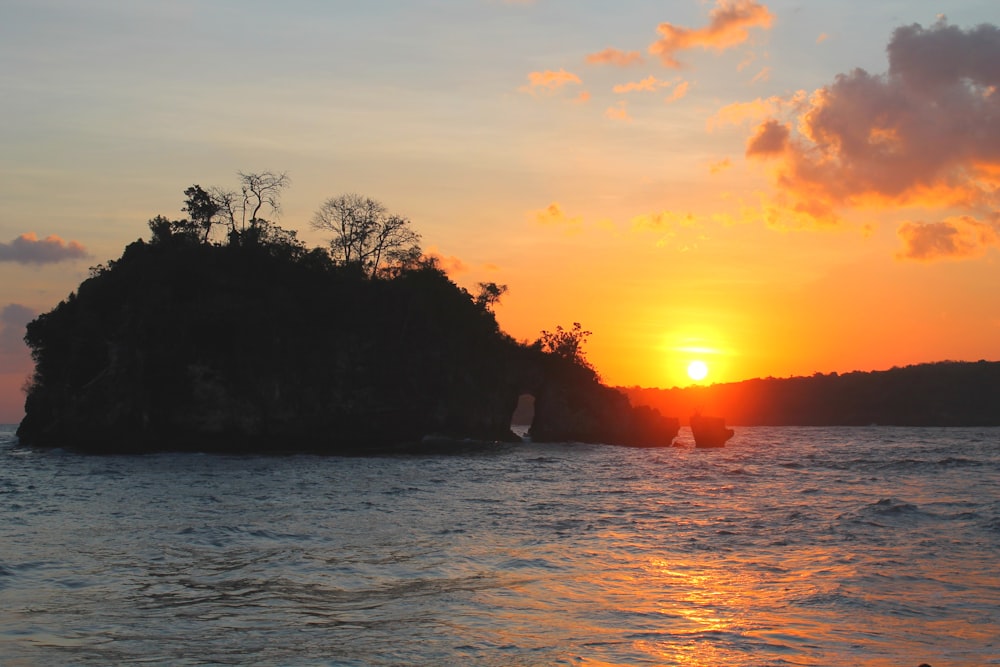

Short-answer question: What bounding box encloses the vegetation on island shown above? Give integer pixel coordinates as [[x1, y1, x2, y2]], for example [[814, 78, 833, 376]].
[[17, 173, 679, 453]]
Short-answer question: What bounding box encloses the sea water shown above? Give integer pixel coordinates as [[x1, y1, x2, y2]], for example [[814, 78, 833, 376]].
[[1, 424, 997, 666]]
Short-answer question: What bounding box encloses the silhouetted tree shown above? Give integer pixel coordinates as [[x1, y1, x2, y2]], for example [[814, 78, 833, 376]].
[[311, 193, 422, 278], [475, 282, 508, 311], [537, 322, 593, 369], [239, 171, 290, 230], [182, 185, 223, 242]]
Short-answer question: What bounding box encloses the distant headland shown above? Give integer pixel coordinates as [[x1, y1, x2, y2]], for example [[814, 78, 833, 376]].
[[624, 360, 1000, 427], [16, 175, 679, 453]]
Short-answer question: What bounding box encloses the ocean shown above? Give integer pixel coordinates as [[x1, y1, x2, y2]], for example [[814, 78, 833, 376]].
[[1, 424, 998, 666]]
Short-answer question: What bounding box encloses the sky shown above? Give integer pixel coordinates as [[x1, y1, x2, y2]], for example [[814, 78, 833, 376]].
[[2, 0, 1000, 422]]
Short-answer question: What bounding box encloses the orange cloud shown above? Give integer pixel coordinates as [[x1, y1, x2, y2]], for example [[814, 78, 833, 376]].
[[744, 19, 1000, 253], [422, 247, 469, 275], [605, 101, 632, 122], [631, 210, 697, 232], [897, 216, 1000, 261], [650, 0, 774, 68], [706, 93, 800, 130], [613, 75, 670, 93], [575, 90, 592, 104], [666, 80, 690, 102], [586, 48, 644, 66], [0, 232, 89, 264], [709, 158, 733, 174], [522, 69, 582, 93], [746, 118, 788, 156], [534, 202, 584, 233]]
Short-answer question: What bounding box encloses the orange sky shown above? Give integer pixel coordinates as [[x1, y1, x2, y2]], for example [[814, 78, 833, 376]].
[[2, 1, 1000, 421]]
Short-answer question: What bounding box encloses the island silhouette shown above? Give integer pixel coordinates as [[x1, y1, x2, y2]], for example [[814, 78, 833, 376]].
[[16, 178, 679, 453]]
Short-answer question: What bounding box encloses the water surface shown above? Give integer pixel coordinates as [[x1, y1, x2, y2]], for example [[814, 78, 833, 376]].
[[1, 425, 998, 665]]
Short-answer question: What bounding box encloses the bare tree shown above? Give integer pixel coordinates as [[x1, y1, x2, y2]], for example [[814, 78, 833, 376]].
[[312, 193, 422, 278], [238, 171, 289, 230]]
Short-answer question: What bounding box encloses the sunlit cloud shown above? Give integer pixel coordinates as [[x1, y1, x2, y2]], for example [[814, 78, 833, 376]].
[[751, 66, 771, 83], [0, 232, 89, 265], [521, 69, 582, 93], [896, 216, 1000, 261], [745, 118, 788, 156], [0, 303, 35, 374], [650, 0, 775, 68], [605, 101, 632, 122], [574, 90, 592, 104], [586, 48, 644, 66], [613, 75, 670, 93], [706, 93, 801, 131], [666, 80, 690, 102], [743, 18, 1000, 254], [709, 158, 733, 174], [816, 32, 830, 44], [631, 210, 697, 232], [422, 247, 469, 275], [534, 202, 584, 234]]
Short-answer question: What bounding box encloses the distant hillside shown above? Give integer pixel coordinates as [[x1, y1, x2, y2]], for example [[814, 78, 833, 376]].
[[623, 361, 1000, 427]]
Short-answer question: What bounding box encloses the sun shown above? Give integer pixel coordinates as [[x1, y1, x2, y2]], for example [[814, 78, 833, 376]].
[[687, 360, 709, 382]]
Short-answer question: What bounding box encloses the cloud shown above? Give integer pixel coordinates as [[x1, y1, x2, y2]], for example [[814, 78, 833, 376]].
[[0, 303, 35, 374], [0, 232, 89, 265], [586, 48, 644, 66], [751, 66, 771, 83], [666, 80, 690, 102], [521, 69, 582, 93], [744, 19, 1000, 254], [706, 93, 802, 130], [896, 216, 1000, 261], [605, 101, 632, 122], [709, 158, 733, 174], [613, 75, 670, 94], [534, 202, 584, 233], [650, 0, 775, 68], [575, 90, 592, 104], [745, 118, 789, 156], [631, 210, 697, 232], [422, 247, 469, 275], [816, 32, 830, 44]]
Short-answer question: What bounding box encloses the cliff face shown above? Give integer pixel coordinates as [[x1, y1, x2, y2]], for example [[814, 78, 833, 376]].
[[17, 235, 677, 453]]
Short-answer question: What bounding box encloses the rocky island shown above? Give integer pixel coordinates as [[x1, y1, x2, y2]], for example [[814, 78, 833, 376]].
[[17, 178, 679, 453]]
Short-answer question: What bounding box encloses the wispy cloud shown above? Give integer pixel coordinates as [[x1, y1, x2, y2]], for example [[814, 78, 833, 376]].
[[534, 202, 584, 233], [0, 232, 89, 265], [605, 101, 632, 122], [709, 158, 733, 174], [586, 48, 644, 67], [706, 93, 802, 131], [743, 19, 1000, 258], [612, 75, 671, 94], [521, 69, 583, 94], [666, 80, 690, 102], [650, 0, 774, 68]]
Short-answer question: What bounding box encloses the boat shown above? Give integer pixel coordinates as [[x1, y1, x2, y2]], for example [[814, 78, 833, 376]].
[[690, 413, 734, 448]]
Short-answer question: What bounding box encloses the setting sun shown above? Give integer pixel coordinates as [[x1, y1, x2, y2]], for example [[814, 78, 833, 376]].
[[687, 360, 709, 382]]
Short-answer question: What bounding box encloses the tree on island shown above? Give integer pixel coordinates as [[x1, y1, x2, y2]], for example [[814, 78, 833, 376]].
[[536, 322, 594, 372], [311, 193, 422, 278], [17, 175, 681, 452]]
